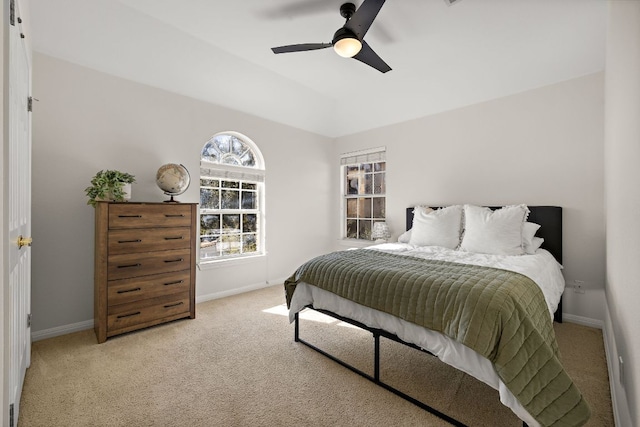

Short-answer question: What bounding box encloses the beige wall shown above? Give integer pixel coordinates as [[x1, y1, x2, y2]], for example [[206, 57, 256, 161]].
[[604, 2, 640, 425], [30, 53, 334, 333], [334, 73, 606, 322]]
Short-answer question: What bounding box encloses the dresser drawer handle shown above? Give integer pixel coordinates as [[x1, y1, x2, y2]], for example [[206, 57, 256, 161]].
[[118, 215, 142, 218], [117, 287, 141, 294], [164, 302, 184, 309], [165, 214, 185, 218], [117, 311, 141, 319], [164, 236, 184, 240], [117, 263, 142, 269], [164, 258, 184, 263], [118, 239, 142, 244], [164, 280, 184, 286]]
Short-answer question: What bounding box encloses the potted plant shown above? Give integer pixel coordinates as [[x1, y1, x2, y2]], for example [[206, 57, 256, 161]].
[[85, 170, 136, 207]]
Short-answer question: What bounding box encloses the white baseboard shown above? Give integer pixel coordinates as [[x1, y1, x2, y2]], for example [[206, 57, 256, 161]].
[[562, 313, 604, 329], [195, 279, 285, 304], [31, 319, 94, 342], [602, 299, 633, 427]]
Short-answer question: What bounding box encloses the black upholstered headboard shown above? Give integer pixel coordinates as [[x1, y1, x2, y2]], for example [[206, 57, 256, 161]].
[[405, 206, 563, 264]]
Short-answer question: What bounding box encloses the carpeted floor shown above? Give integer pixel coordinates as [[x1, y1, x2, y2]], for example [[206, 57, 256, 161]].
[[19, 285, 614, 426]]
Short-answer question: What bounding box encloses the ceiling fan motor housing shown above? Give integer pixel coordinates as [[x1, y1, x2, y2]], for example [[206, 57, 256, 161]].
[[340, 3, 357, 19]]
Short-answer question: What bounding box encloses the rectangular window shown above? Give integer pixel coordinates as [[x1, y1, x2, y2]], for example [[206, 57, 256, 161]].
[[200, 178, 260, 261], [341, 148, 386, 240]]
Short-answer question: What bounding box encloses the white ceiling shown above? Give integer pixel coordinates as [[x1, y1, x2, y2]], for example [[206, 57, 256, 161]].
[[29, 0, 607, 138]]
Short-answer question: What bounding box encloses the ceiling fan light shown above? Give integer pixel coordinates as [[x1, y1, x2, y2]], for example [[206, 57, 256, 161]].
[[334, 37, 362, 58]]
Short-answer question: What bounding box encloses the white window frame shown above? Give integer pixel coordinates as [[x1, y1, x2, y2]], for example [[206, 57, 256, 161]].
[[340, 147, 386, 242], [199, 131, 266, 265]]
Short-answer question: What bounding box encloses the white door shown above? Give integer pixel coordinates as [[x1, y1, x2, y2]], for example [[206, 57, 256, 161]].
[[6, 0, 32, 425]]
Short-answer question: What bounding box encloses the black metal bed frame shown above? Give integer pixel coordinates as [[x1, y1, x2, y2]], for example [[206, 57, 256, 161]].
[[295, 306, 530, 427]]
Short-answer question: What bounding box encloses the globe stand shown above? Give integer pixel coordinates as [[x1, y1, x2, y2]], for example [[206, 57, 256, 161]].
[[163, 193, 180, 203]]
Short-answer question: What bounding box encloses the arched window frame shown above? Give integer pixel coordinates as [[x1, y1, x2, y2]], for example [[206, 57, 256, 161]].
[[199, 131, 265, 264]]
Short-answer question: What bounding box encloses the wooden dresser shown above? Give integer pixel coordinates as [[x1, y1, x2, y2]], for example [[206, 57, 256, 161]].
[[94, 202, 197, 343]]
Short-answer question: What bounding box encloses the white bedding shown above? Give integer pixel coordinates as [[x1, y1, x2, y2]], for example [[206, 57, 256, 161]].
[[288, 244, 566, 427]]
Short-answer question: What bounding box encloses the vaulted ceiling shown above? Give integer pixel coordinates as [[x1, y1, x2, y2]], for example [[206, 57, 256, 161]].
[[29, 0, 607, 137]]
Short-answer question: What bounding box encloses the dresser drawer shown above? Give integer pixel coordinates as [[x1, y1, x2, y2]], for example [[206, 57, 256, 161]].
[[107, 292, 190, 332], [107, 270, 191, 306], [109, 204, 192, 229], [107, 249, 191, 280], [108, 227, 191, 255]]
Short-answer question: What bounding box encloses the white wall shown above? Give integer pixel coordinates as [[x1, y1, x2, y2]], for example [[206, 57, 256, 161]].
[[30, 53, 334, 334], [334, 73, 605, 322], [604, 2, 640, 425]]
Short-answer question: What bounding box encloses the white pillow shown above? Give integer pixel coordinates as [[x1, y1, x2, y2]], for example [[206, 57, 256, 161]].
[[522, 222, 540, 246], [522, 222, 542, 254], [527, 237, 544, 254], [397, 229, 412, 243], [409, 205, 463, 249], [460, 204, 529, 255]]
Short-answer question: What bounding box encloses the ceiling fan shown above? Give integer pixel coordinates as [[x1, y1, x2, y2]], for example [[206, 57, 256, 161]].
[[271, 0, 391, 73]]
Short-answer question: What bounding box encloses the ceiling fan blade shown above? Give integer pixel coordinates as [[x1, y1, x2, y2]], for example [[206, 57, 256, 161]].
[[352, 40, 391, 73], [271, 43, 333, 54], [345, 0, 386, 39]]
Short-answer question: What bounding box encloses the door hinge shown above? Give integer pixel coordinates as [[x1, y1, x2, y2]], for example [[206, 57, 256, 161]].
[[27, 96, 33, 112], [9, 403, 14, 427], [10, 0, 15, 26], [27, 313, 32, 328]]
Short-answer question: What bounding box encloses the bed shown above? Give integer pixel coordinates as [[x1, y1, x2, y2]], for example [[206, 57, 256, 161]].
[[284, 205, 591, 427]]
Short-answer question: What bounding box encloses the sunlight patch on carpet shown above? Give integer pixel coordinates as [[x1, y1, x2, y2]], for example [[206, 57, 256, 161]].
[[262, 304, 358, 328]]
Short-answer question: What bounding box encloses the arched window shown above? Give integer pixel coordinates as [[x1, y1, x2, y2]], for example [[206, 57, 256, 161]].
[[199, 132, 265, 263]]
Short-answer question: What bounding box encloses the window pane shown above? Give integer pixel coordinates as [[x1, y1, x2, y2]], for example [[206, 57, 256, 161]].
[[200, 188, 219, 210], [217, 135, 231, 154], [240, 152, 255, 167], [200, 214, 220, 235], [347, 198, 357, 218], [200, 236, 220, 258], [373, 198, 385, 219], [221, 190, 240, 209], [243, 214, 257, 233], [374, 162, 386, 172], [220, 234, 241, 255], [232, 138, 245, 156], [243, 234, 257, 253], [346, 166, 359, 195], [364, 173, 373, 194], [359, 198, 372, 218], [242, 182, 257, 190], [200, 178, 219, 187], [201, 142, 221, 163], [373, 173, 385, 194], [362, 163, 372, 172], [242, 191, 256, 209], [222, 214, 240, 232], [346, 219, 357, 239], [222, 180, 240, 189], [358, 220, 372, 240]]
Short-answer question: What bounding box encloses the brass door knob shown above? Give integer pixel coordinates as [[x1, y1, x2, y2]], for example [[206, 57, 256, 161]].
[[17, 235, 32, 249]]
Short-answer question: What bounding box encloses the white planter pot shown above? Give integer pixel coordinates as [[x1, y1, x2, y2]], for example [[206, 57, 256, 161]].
[[122, 183, 132, 201]]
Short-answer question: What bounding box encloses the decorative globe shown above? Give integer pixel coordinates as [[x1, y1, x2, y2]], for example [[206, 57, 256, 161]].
[[156, 163, 190, 202]]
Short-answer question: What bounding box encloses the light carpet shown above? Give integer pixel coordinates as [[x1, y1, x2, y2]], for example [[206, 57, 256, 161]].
[[19, 285, 613, 426]]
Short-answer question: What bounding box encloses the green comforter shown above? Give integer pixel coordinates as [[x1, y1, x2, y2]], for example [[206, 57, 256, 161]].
[[284, 249, 590, 427]]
